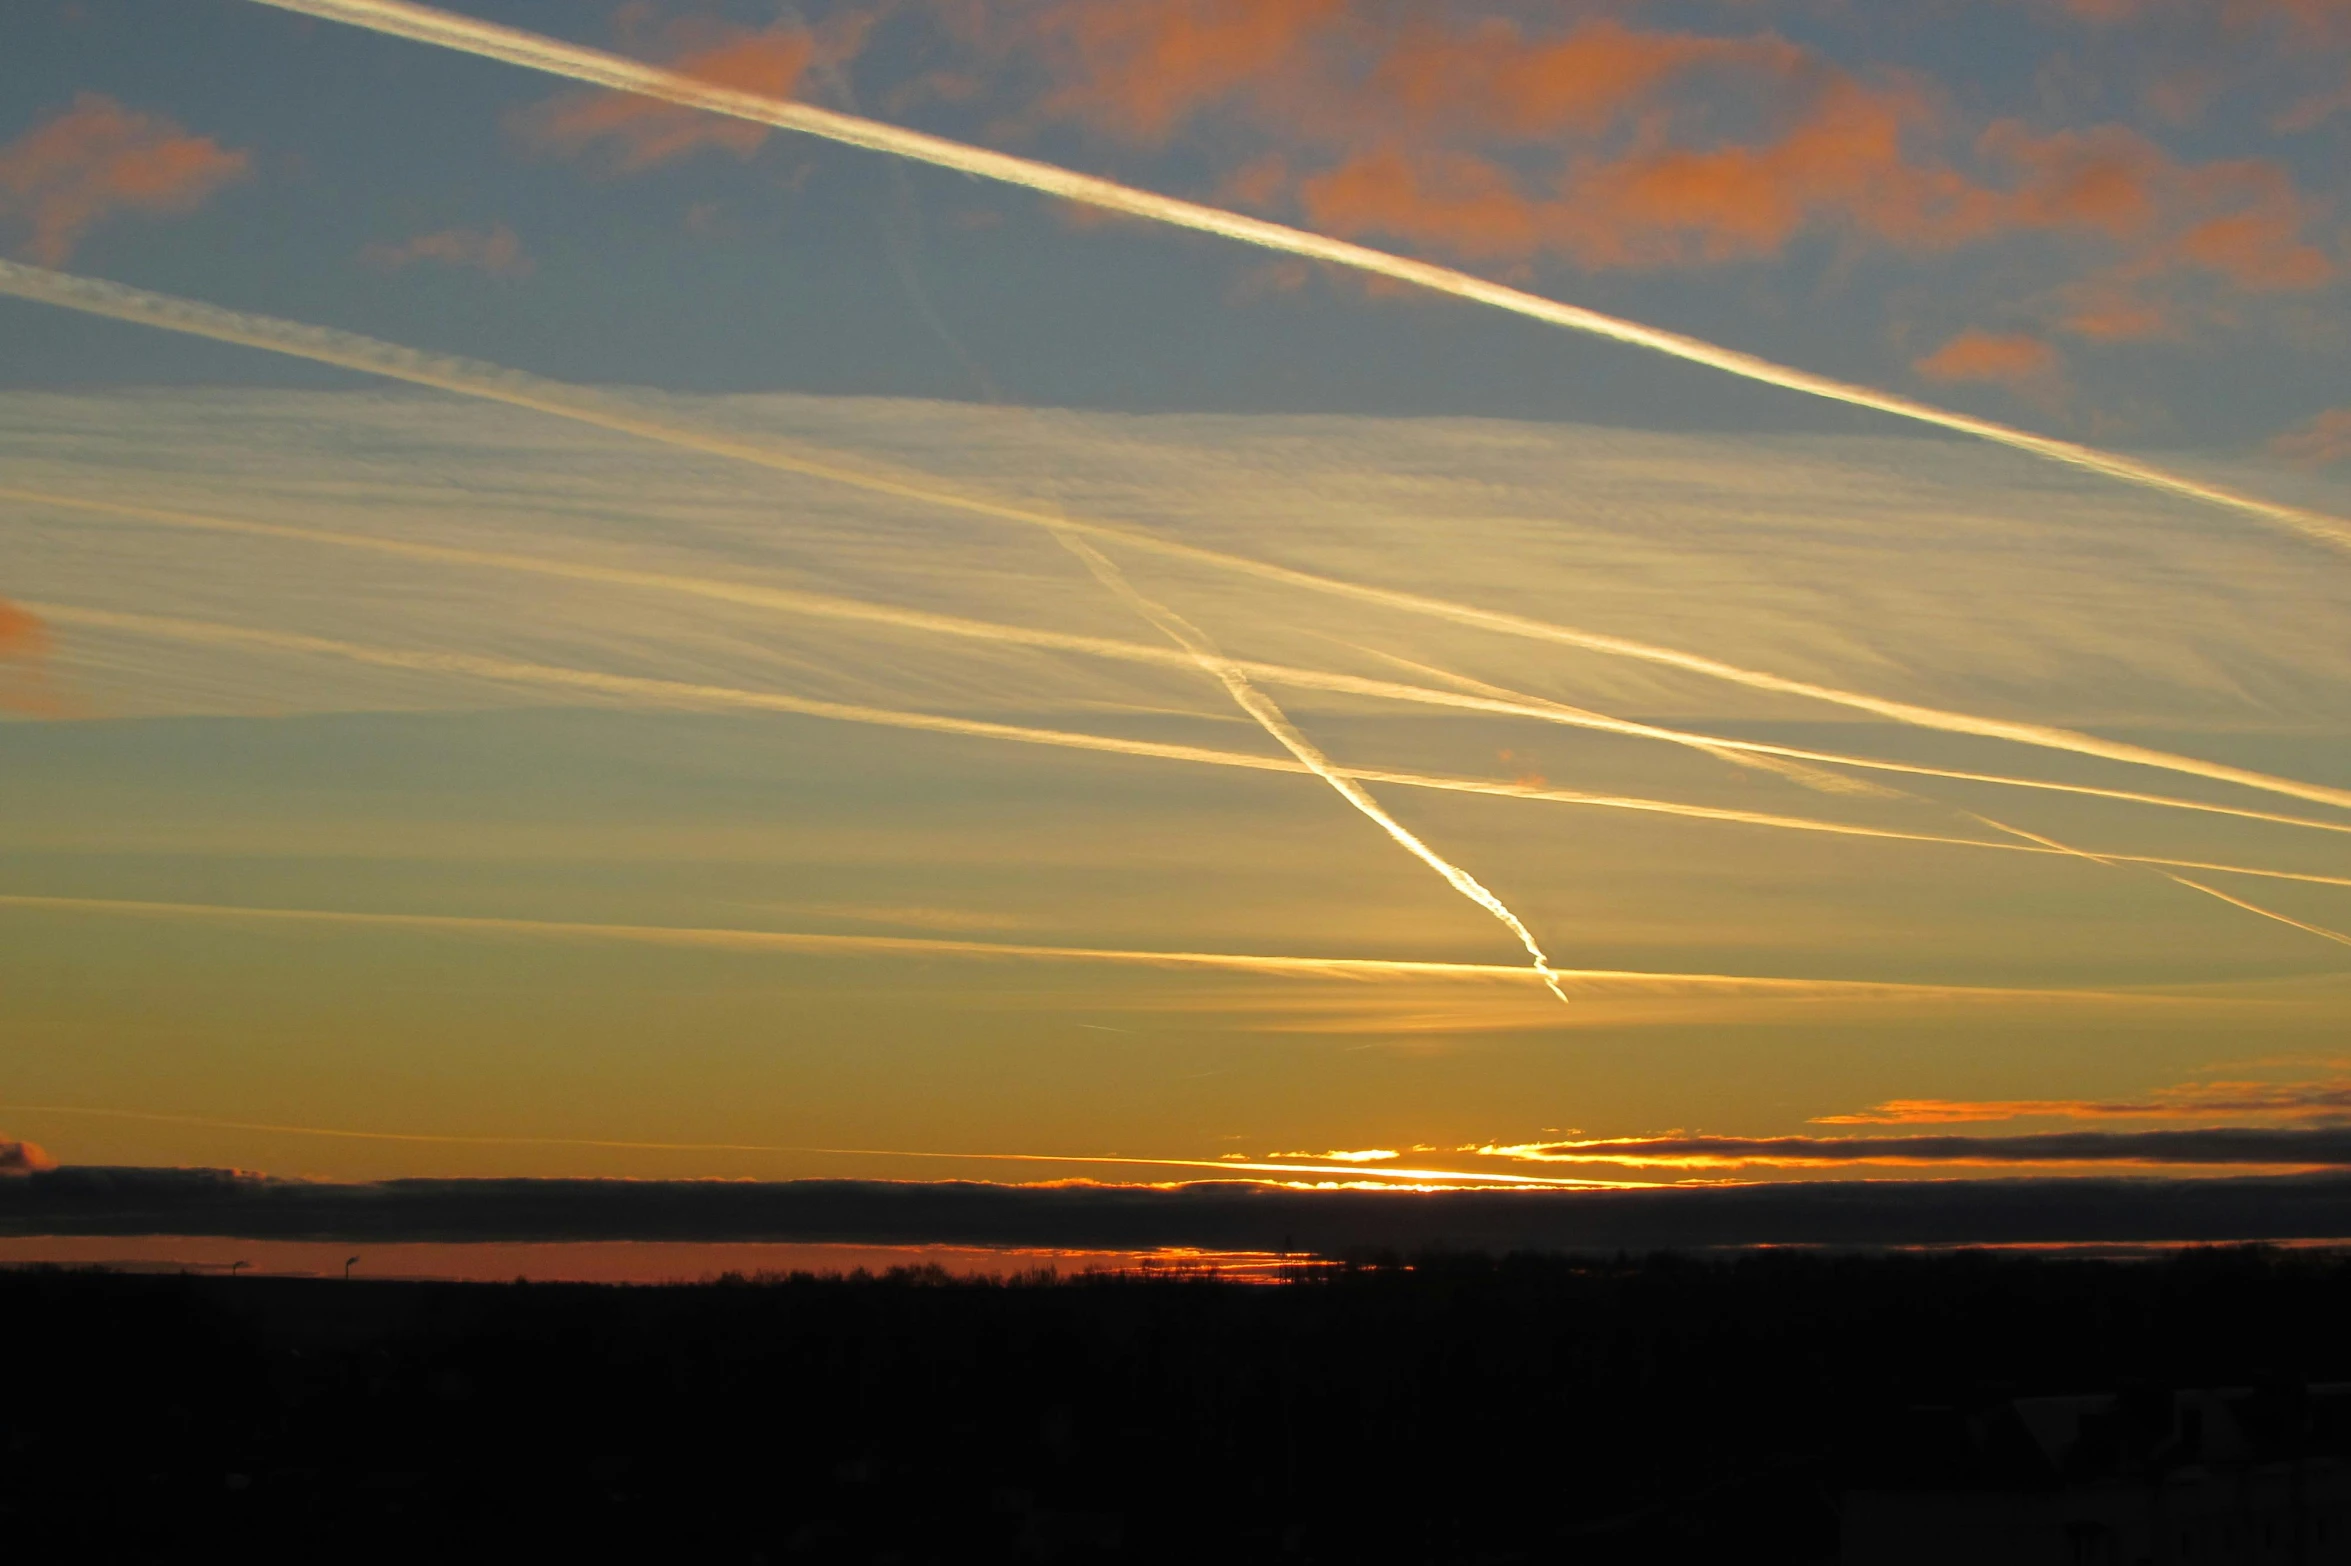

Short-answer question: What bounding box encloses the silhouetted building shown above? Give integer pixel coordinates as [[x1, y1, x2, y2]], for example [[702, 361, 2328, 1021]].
[[1842, 1385, 2351, 1564]]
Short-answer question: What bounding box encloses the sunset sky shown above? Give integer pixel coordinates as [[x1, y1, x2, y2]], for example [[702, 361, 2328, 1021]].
[[4, 0, 2351, 1205]]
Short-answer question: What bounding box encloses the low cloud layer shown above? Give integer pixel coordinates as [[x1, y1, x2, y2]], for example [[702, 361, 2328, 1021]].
[[1493, 1127, 2351, 1168], [6, 1166, 2351, 1252]]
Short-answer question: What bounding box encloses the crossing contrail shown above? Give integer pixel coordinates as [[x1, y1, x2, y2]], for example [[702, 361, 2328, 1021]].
[[239, 0, 2351, 560], [20, 480, 2351, 843], [1976, 813, 2351, 952], [1045, 527, 1570, 1003], [0, 891, 2218, 1006], [38, 600, 2351, 896], [1350, 641, 2351, 946], [6, 260, 2349, 819]]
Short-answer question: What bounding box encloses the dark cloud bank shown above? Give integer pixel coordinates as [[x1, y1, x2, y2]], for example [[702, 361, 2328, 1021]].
[[9, 1166, 2351, 1253]]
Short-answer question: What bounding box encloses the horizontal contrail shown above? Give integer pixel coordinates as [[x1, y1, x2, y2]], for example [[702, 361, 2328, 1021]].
[[39, 600, 2351, 894], [6, 264, 2347, 820], [1044, 528, 1569, 1004], [242, 0, 2351, 559], [0, 891, 2211, 1006], [17, 481, 2351, 844], [0, 1104, 1599, 1187]]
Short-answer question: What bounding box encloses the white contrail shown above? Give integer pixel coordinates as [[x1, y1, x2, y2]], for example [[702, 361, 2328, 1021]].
[[1975, 813, 2351, 952], [239, 0, 2351, 559], [1044, 528, 1570, 1003], [40, 600, 2351, 895], [7, 263, 2349, 819], [17, 476, 2351, 840], [0, 891, 2217, 1005], [2157, 876, 2351, 951], [0, 1103, 1599, 1187]]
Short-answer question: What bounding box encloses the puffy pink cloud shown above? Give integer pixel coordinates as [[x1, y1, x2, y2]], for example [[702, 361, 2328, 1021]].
[[1913, 329, 2063, 384], [0, 93, 248, 263]]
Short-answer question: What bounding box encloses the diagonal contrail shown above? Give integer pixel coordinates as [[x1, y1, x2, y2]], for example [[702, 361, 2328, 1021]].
[[16, 476, 2351, 840], [1042, 528, 1570, 1003], [239, 0, 2351, 559], [6, 266, 2347, 822], [1974, 813, 2351, 952], [39, 599, 2351, 895]]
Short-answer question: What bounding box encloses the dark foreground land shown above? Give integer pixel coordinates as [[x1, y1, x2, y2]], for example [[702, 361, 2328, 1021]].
[[5, 1250, 2351, 1564]]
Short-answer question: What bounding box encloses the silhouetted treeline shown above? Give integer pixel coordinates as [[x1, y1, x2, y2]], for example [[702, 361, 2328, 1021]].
[[5, 1249, 2351, 1564]]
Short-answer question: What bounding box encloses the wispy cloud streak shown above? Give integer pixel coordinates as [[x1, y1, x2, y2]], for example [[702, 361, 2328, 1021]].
[[1817, 1076, 2351, 1125], [239, 0, 2351, 560], [0, 891, 2205, 1007], [0, 1104, 1595, 1187], [6, 263, 2349, 822]]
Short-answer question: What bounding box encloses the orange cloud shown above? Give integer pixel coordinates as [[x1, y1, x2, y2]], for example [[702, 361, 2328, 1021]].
[[1817, 1073, 2351, 1123], [1981, 123, 2162, 239], [985, 3, 2336, 307], [360, 223, 533, 277], [0, 599, 44, 657], [1369, 17, 1803, 141], [1024, 0, 1343, 142], [1300, 147, 1540, 260], [2057, 279, 2183, 340], [1913, 329, 2064, 387], [0, 599, 60, 717], [0, 93, 248, 264], [0, 1137, 56, 1175], [2016, 138, 2333, 292], [2172, 202, 2334, 291], [1558, 79, 1998, 265], [1298, 75, 2000, 272], [518, 16, 865, 172], [2271, 407, 2351, 465]]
